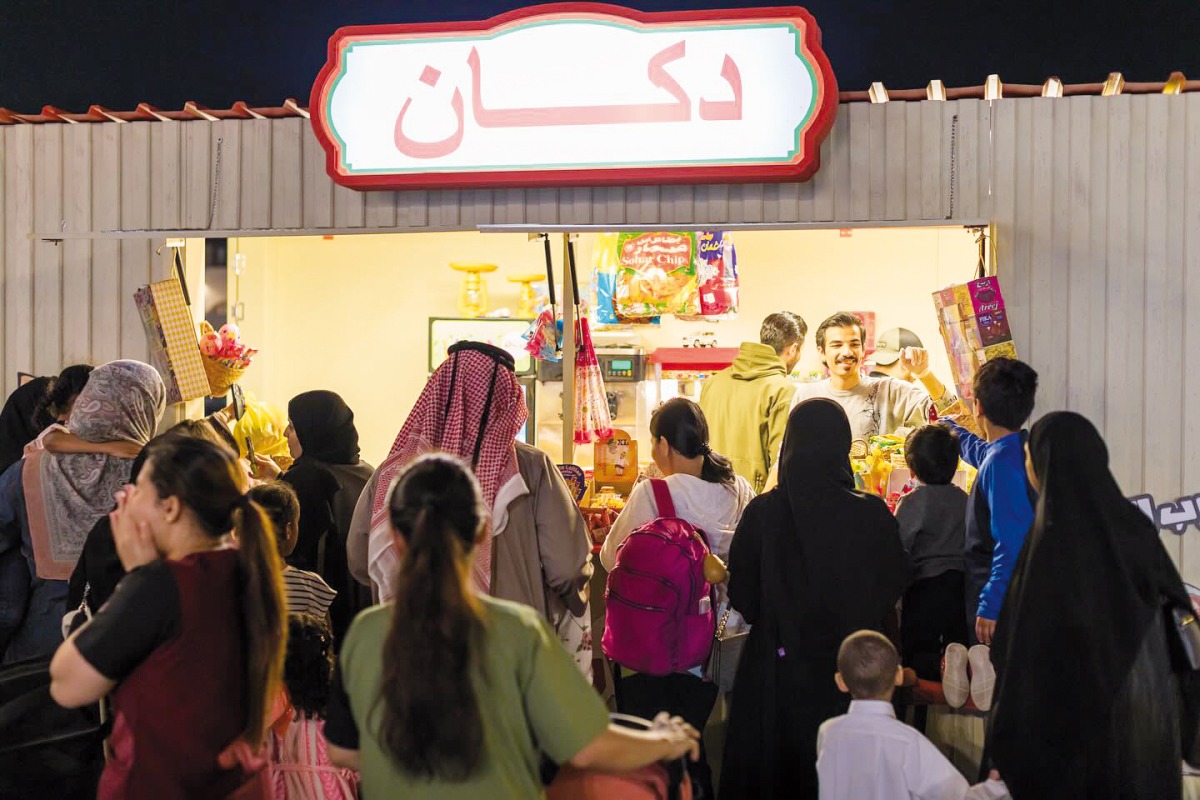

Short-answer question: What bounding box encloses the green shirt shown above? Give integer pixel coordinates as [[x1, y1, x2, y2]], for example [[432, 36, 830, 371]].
[[339, 597, 609, 799]]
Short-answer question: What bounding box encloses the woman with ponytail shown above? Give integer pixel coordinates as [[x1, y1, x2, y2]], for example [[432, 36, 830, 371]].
[[599, 397, 753, 799], [49, 435, 287, 799], [324, 453, 699, 798]]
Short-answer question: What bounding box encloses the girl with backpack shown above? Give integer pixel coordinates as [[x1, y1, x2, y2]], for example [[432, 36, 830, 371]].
[[323, 453, 699, 799], [600, 398, 754, 800]]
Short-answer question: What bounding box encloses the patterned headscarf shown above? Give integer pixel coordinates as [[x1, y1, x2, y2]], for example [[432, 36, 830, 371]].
[[367, 343, 527, 598], [23, 360, 166, 579]]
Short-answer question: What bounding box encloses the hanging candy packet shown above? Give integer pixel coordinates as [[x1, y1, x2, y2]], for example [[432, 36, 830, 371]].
[[680, 231, 739, 321], [614, 231, 700, 318]]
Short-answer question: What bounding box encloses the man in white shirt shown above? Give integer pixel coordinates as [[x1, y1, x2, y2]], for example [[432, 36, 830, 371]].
[[793, 313, 959, 442], [817, 631, 1009, 800]]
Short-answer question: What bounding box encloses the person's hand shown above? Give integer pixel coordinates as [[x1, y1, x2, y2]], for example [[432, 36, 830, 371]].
[[900, 347, 931, 377], [103, 440, 143, 460], [988, 770, 1002, 781], [251, 453, 282, 480], [976, 616, 996, 646], [652, 715, 701, 763], [110, 487, 159, 571]]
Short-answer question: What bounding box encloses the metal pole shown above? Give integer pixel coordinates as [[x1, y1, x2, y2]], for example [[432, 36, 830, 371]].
[[561, 232, 577, 464]]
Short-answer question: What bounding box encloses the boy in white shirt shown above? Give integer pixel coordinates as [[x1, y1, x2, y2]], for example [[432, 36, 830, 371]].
[[817, 631, 1010, 800]]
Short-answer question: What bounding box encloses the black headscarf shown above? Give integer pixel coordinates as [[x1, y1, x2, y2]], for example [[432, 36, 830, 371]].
[[0, 377, 53, 475], [990, 411, 1199, 792], [773, 398, 912, 652], [288, 391, 361, 465]]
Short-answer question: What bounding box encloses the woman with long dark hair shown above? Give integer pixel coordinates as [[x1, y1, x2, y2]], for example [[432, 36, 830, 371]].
[[988, 411, 1200, 798], [324, 453, 698, 798], [49, 435, 287, 798], [720, 399, 911, 799], [600, 397, 753, 799]]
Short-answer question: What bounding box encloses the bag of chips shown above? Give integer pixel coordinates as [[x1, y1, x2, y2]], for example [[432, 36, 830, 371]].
[[615, 232, 700, 318], [594, 233, 660, 326], [680, 231, 739, 321]]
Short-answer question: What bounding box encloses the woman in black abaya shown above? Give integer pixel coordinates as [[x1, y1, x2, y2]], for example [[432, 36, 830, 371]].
[[277, 391, 374, 644], [719, 398, 912, 799], [0, 378, 52, 474], [988, 411, 1200, 799]]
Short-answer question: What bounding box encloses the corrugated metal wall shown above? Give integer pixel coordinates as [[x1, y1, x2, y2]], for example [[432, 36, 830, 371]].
[[4, 94, 1200, 574]]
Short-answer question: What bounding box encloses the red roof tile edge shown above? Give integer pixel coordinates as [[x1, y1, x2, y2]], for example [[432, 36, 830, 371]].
[[1, 79, 1196, 124]]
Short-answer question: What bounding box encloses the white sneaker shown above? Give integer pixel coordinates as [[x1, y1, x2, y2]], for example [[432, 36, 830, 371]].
[[942, 643, 970, 708], [969, 644, 996, 712]]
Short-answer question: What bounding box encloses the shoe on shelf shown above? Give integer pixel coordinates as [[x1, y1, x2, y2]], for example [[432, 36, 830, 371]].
[[968, 644, 996, 712], [942, 643, 970, 709]]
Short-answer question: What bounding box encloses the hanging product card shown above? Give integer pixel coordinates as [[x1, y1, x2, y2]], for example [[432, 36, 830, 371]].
[[933, 276, 1016, 402], [615, 231, 700, 318], [681, 231, 739, 320], [593, 428, 637, 497]]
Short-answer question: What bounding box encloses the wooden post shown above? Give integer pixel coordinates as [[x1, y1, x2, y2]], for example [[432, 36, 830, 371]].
[[156, 238, 206, 430], [561, 233, 577, 464]]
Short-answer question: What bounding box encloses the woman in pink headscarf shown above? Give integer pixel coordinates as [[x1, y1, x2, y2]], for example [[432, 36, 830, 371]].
[[347, 342, 593, 667]]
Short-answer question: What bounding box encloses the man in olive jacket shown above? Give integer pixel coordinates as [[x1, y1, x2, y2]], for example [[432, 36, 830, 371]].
[[700, 312, 805, 493]]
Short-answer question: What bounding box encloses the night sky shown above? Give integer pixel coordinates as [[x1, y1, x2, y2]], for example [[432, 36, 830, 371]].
[[3, 0, 1198, 113]]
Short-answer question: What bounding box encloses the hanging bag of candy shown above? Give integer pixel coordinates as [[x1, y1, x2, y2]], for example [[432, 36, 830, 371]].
[[523, 233, 563, 362], [568, 239, 613, 444]]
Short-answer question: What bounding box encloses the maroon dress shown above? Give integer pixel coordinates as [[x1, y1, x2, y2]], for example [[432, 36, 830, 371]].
[[77, 548, 259, 799]]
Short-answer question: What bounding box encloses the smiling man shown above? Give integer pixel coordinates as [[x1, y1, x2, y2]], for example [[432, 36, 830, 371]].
[[791, 312, 958, 443]]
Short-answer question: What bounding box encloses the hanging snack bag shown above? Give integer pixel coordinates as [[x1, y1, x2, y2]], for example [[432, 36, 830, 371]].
[[615, 231, 700, 318], [681, 231, 739, 320], [592, 232, 622, 326], [594, 233, 661, 326]]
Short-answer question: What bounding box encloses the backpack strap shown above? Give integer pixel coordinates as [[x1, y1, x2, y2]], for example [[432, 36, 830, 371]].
[[650, 478, 677, 519]]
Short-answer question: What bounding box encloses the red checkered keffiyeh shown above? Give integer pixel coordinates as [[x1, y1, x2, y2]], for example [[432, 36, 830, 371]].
[[368, 347, 527, 594]]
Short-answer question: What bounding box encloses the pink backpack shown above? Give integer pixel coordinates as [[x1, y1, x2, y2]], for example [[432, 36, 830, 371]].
[[602, 480, 717, 675]]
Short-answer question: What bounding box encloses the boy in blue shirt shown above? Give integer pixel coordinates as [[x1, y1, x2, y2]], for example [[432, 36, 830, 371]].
[[943, 358, 1038, 649]]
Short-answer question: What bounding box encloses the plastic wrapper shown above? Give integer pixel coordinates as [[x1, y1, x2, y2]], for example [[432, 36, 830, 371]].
[[523, 312, 562, 362], [680, 231, 739, 321], [593, 232, 660, 326], [230, 397, 290, 461], [614, 231, 700, 318]]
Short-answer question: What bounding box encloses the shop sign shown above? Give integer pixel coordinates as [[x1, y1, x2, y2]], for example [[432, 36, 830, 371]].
[[1133, 493, 1200, 535], [310, 3, 838, 190]]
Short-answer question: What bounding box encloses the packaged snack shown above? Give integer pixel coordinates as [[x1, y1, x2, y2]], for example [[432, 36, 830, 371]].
[[593, 232, 661, 326], [615, 232, 700, 318], [680, 231, 739, 320], [933, 276, 1016, 401]]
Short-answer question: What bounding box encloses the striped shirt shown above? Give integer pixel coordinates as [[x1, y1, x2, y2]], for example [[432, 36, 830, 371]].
[[283, 567, 337, 618]]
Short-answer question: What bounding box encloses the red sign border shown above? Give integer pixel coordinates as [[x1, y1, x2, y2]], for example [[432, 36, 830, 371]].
[[310, 3, 839, 191]]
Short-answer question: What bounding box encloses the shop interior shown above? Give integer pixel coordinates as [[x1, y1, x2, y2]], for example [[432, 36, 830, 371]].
[[207, 225, 979, 472]]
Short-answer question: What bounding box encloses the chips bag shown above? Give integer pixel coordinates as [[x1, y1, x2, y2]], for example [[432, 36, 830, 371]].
[[680, 231, 739, 321], [594, 233, 660, 326], [614, 231, 700, 318]]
